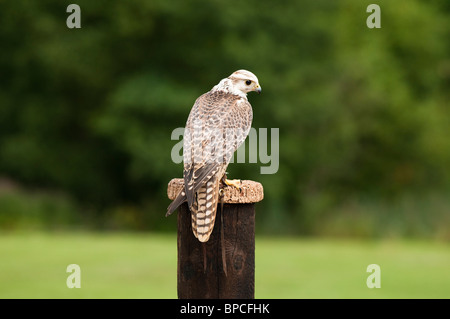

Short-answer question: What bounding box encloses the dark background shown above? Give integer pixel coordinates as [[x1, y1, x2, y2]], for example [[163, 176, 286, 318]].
[[0, 0, 449, 240]]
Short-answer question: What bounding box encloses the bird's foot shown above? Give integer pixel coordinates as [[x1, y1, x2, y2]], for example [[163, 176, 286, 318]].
[[223, 179, 242, 191]]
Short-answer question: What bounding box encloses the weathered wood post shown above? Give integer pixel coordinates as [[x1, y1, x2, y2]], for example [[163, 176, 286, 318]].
[[167, 178, 263, 299]]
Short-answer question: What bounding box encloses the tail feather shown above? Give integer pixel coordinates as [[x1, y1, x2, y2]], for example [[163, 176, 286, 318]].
[[167, 177, 220, 243], [191, 177, 220, 242]]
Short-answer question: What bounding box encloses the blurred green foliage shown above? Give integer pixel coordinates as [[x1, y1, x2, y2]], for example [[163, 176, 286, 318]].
[[0, 186, 80, 230], [0, 0, 449, 238]]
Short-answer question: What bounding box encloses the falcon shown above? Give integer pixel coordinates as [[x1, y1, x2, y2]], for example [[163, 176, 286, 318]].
[[166, 70, 261, 242]]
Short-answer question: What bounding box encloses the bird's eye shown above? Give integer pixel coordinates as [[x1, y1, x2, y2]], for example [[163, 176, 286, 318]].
[[245, 80, 252, 86]]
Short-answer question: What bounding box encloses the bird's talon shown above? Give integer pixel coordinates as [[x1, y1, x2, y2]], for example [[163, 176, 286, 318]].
[[224, 179, 241, 190]]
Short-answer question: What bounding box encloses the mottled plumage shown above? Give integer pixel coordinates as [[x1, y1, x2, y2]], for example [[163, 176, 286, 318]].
[[167, 70, 261, 242]]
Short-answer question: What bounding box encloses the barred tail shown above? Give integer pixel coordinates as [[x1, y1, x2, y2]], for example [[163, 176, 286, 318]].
[[191, 177, 220, 242]]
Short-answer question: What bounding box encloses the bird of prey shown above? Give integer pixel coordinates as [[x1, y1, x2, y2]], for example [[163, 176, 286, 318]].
[[166, 70, 261, 242]]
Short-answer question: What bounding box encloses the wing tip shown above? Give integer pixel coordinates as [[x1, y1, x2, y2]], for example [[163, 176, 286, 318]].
[[166, 189, 187, 217]]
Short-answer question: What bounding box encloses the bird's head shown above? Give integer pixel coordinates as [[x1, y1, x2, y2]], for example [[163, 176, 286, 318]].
[[212, 70, 261, 97], [228, 70, 261, 95]]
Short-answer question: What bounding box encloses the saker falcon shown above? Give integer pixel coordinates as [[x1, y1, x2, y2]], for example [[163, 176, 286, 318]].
[[166, 70, 261, 242]]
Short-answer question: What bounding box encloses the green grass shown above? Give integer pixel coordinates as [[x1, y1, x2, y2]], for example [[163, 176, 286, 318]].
[[256, 237, 450, 298], [0, 232, 448, 298]]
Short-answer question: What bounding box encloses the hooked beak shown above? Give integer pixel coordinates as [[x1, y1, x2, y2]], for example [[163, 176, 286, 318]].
[[255, 85, 262, 94]]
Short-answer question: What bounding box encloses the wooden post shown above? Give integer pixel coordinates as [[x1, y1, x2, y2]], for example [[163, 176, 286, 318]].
[[167, 178, 264, 299]]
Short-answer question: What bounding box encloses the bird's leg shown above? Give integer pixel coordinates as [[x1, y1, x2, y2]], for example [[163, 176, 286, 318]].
[[221, 173, 242, 191], [219, 188, 227, 276]]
